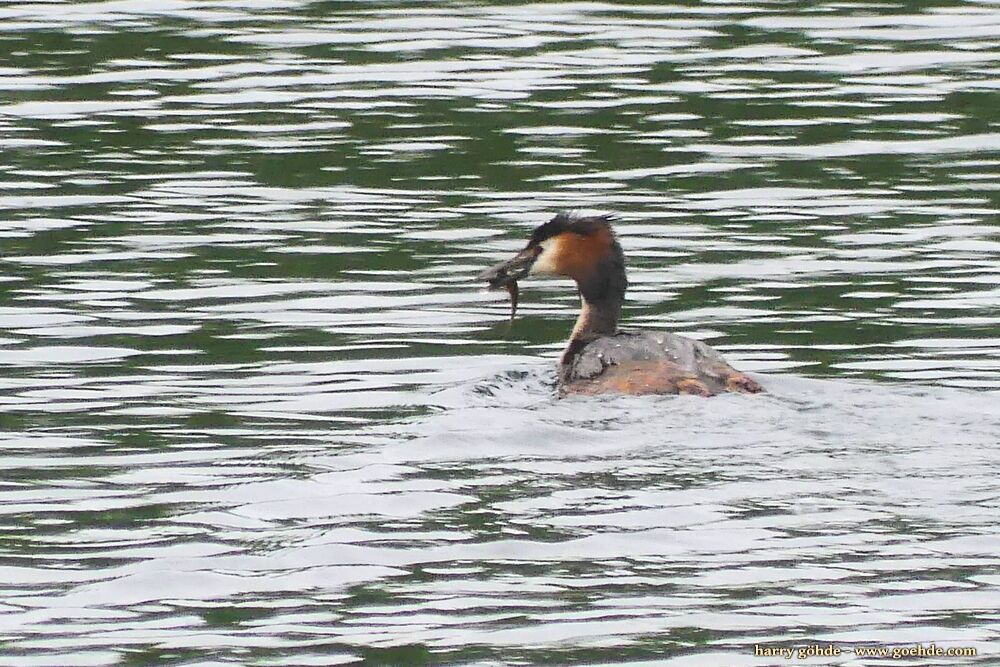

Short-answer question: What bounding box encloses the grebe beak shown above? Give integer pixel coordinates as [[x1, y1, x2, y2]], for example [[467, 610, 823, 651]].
[[476, 246, 539, 290]]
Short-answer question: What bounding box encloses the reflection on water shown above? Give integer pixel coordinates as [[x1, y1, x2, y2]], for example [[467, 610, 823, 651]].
[[0, 0, 998, 664]]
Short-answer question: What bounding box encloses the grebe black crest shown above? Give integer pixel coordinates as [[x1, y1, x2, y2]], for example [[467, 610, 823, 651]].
[[479, 213, 762, 397]]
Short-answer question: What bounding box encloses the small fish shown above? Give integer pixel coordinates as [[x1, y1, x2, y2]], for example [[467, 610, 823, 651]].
[[478, 248, 534, 325], [505, 280, 519, 324]]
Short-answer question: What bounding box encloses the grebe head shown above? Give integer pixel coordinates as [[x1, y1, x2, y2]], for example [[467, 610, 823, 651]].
[[478, 213, 624, 293]]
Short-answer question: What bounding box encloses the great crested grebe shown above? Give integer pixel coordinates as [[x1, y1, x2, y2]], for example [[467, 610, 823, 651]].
[[478, 213, 762, 396]]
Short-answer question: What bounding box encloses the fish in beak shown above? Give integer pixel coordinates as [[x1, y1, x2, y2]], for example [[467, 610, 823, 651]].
[[477, 246, 539, 288], [477, 246, 541, 323]]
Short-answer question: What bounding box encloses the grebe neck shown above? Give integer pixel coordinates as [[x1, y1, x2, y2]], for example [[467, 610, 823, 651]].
[[560, 252, 626, 365]]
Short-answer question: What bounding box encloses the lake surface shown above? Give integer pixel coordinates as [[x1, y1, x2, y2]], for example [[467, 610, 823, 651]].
[[1, 1, 998, 665]]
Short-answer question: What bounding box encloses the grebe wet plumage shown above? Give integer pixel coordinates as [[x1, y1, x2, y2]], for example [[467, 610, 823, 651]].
[[479, 213, 762, 397]]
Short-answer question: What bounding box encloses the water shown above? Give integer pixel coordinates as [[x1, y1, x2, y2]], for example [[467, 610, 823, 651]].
[[1, 1, 998, 664]]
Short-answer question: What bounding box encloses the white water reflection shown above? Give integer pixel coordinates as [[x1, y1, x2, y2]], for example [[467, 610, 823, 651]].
[[1, 376, 997, 664]]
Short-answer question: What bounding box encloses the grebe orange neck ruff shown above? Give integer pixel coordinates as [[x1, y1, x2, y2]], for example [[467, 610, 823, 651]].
[[479, 213, 762, 397]]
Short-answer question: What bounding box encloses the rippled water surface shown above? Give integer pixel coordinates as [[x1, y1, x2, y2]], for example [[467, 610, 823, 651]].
[[1, 1, 999, 665]]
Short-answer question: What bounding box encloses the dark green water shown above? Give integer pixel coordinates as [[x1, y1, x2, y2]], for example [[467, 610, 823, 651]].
[[0, 1, 998, 665]]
